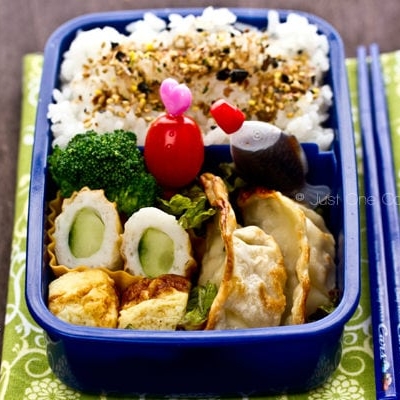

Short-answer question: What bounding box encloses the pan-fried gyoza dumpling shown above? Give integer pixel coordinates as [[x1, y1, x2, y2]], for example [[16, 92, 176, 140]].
[[238, 188, 336, 325], [297, 203, 337, 315], [198, 173, 287, 329]]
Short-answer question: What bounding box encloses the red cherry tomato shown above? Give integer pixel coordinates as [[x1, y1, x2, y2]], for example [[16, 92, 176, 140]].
[[144, 114, 204, 189]]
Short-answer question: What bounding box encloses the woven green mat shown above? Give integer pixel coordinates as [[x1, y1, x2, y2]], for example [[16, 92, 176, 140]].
[[2, 52, 400, 399]]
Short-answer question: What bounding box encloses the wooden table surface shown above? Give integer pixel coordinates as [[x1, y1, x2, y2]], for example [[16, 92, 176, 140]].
[[0, 0, 398, 356]]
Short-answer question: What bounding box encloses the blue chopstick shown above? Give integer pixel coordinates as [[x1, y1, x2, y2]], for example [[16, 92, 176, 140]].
[[357, 45, 398, 399], [369, 43, 400, 388]]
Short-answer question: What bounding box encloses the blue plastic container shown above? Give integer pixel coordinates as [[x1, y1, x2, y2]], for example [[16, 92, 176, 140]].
[[25, 8, 360, 397]]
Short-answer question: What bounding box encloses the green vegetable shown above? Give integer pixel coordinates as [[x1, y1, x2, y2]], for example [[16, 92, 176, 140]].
[[307, 289, 339, 322], [218, 162, 247, 193], [69, 208, 105, 258], [179, 282, 218, 330], [158, 184, 216, 230], [48, 130, 161, 216], [138, 228, 174, 278]]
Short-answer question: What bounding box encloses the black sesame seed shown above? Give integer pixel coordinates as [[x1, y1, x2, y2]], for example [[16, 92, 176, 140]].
[[115, 51, 126, 62], [281, 73, 290, 84], [216, 68, 231, 81], [138, 81, 150, 94], [230, 69, 249, 83]]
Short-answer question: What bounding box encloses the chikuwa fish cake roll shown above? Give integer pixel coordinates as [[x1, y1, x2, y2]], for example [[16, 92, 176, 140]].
[[121, 207, 197, 278], [53, 187, 123, 270]]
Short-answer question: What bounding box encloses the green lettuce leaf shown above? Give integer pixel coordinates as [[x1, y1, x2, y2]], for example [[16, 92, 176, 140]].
[[158, 185, 216, 230], [179, 282, 218, 330]]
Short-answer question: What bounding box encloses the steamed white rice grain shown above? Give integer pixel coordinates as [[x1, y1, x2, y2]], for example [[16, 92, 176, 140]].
[[47, 7, 334, 150]]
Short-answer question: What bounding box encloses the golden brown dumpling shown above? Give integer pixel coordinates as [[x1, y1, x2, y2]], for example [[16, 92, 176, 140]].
[[48, 268, 119, 328], [238, 188, 336, 324], [297, 203, 337, 316], [198, 173, 287, 329], [118, 274, 191, 330]]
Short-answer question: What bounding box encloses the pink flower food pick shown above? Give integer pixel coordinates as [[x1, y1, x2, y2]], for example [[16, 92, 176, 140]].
[[159, 78, 192, 116]]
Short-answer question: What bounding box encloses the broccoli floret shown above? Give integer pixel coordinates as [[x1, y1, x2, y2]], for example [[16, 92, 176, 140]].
[[48, 130, 161, 216]]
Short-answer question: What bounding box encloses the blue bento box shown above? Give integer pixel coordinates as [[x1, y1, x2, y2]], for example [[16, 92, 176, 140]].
[[25, 8, 360, 397]]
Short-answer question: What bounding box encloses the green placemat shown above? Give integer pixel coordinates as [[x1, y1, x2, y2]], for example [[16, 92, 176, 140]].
[[2, 51, 400, 399]]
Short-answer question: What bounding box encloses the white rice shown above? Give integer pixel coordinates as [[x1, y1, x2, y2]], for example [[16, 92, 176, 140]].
[[47, 7, 334, 150]]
